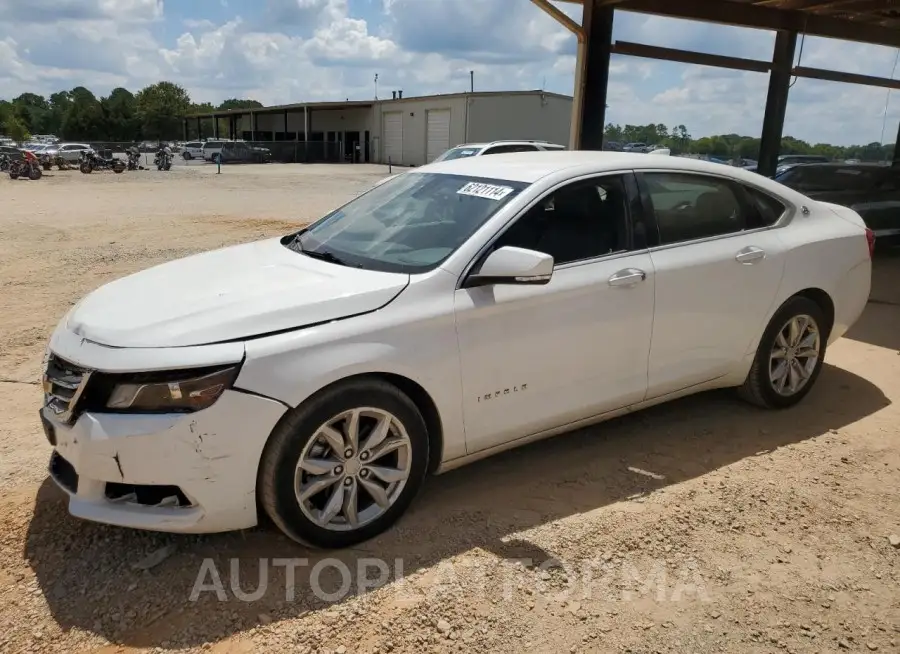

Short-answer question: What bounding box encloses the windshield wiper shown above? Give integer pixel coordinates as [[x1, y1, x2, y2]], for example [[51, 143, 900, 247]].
[[301, 248, 352, 267]]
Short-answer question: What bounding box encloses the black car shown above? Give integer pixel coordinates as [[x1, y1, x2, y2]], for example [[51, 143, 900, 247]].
[[775, 162, 900, 246], [218, 141, 271, 164]]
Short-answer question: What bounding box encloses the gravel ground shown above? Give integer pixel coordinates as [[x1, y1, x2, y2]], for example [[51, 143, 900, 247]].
[[0, 164, 898, 654]]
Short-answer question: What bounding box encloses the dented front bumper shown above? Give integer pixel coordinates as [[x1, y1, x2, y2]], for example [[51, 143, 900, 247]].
[[42, 389, 287, 534]]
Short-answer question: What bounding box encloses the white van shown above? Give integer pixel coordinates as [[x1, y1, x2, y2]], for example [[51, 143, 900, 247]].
[[201, 140, 228, 162], [181, 142, 205, 160]]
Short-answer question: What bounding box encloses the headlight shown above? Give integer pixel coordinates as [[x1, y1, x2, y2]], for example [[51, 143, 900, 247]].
[[106, 366, 239, 412]]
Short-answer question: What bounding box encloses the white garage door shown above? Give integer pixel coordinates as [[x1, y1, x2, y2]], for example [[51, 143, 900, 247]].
[[426, 109, 451, 163], [383, 112, 403, 165]]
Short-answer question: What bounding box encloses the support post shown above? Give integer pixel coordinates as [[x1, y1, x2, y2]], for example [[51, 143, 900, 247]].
[[577, 1, 615, 150], [893, 121, 900, 167], [251, 113, 256, 141], [213, 115, 219, 139], [182, 119, 188, 142], [284, 110, 289, 141], [196, 117, 202, 139], [758, 30, 797, 177]]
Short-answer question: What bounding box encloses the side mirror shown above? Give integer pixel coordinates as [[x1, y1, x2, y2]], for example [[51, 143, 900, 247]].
[[463, 246, 554, 289]]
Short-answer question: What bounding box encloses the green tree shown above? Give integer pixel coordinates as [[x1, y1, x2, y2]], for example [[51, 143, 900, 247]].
[[135, 81, 192, 140], [12, 93, 51, 134], [217, 98, 263, 111], [61, 87, 105, 140], [102, 87, 140, 141], [0, 100, 30, 141]]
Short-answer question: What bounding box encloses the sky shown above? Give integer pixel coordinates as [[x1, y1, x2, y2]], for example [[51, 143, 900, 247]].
[[2, 0, 900, 146]]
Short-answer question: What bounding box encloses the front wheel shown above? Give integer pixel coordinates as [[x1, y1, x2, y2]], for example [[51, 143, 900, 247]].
[[9, 171, 18, 180], [258, 379, 430, 548], [113, 161, 125, 174], [182, 152, 192, 160], [28, 165, 42, 180], [80, 161, 92, 174], [738, 296, 827, 409]]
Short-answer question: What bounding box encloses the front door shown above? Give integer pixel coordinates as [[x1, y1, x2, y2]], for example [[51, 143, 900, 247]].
[[454, 173, 656, 454], [638, 171, 788, 398]]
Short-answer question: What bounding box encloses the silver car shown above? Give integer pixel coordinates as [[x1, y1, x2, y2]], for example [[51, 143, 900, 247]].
[[42, 143, 93, 163]]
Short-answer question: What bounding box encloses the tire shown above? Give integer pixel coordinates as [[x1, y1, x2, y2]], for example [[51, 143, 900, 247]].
[[113, 161, 125, 174], [258, 378, 430, 548], [738, 296, 828, 409], [182, 152, 192, 160], [28, 166, 42, 180], [9, 172, 18, 180], [42, 163, 52, 171], [80, 162, 92, 174]]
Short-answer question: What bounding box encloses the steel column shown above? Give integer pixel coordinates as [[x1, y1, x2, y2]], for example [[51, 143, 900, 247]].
[[577, 1, 615, 150], [893, 121, 900, 167], [758, 30, 797, 178], [213, 116, 219, 139]]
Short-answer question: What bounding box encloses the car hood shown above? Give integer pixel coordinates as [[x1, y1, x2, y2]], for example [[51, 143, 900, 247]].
[[66, 238, 410, 348]]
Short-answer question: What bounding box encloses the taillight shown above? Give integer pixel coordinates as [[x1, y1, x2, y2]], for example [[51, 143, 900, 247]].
[[865, 228, 875, 258]]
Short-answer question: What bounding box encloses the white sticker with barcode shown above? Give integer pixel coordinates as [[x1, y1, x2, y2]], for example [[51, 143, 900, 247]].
[[457, 182, 514, 200]]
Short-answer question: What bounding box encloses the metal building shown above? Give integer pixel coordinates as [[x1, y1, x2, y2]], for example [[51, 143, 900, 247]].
[[183, 90, 572, 166]]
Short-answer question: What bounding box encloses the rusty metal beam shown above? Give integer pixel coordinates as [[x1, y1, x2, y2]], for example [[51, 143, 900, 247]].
[[529, 0, 584, 35], [611, 40, 773, 72], [578, 0, 900, 48]]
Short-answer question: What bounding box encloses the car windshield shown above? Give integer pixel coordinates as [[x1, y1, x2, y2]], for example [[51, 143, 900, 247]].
[[432, 146, 481, 163], [284, 172, 528, 273]]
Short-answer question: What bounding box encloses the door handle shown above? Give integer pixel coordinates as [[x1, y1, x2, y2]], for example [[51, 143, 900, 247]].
[[735, 246, 766, 264], [608, 268, 647, 287]]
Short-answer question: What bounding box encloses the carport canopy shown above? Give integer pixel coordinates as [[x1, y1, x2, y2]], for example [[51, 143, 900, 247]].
[[533, 0, 900, 176]]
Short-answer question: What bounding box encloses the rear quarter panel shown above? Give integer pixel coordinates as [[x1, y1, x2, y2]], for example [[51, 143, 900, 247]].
[[766, 200, 871, 346]]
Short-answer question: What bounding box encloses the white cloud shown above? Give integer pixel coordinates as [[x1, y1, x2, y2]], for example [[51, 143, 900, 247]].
[[1, 0, 899, 146]]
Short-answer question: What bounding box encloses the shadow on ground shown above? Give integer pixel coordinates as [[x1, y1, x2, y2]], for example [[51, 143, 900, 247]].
[[23, 359, 890, 649], [845, 249, 900, 351]]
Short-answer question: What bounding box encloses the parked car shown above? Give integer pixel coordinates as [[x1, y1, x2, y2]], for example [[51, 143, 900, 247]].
[[201, 140, 229, 161], [604, 141, 623, 151], [431, 140, 566, 164], [775, 162, 900, 246], [40, 151, 872, 548], [776, 154, 830, 176], [181, 141, 205, 160], [40, 143, 93, 164], [622, 142, 648, 152], [218, 141, 271, 164]]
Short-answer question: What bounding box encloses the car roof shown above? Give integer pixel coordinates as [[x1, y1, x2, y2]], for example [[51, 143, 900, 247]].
[[418, 150, 763, 184]]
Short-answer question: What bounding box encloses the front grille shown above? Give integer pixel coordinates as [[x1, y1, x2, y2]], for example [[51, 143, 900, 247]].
[[42, 354, 92, 424], [49, 451, 79, 493]]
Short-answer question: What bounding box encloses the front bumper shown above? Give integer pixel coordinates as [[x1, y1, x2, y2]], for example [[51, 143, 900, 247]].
[[42, 388, 287, 534]]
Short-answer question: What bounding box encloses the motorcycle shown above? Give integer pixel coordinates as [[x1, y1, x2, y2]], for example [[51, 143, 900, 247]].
[[154, 150, 172, 171], [39, 152, 72, 171], [8, 150, 42, 180], [126, 150, 143, 171], [0, 154, 9, 172], [80, 149, 126, 174]]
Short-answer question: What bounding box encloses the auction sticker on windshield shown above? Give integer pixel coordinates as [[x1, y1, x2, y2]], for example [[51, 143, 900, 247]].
[[457, 182, 514, 200]]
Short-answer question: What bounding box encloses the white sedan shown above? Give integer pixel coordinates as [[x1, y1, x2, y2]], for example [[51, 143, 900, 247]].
[[40, 152, 873, 548]]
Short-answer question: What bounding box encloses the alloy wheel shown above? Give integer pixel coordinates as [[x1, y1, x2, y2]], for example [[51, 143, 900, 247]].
[[294, 408, 412, 532], [769, 314, 821, 397]]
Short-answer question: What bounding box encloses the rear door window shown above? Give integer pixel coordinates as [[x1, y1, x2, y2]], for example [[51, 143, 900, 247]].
[[642, 173, 749, 245]]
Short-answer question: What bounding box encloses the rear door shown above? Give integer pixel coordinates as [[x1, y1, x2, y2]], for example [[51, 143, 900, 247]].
[[637, 171, 789, 399]]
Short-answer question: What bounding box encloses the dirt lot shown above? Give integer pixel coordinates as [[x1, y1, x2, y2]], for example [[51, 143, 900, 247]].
[[0, 164, 898, 654]]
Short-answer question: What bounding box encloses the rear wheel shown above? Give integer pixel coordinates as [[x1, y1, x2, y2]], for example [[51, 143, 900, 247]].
[[258, 379, 430, 548], [28, 165, 42, 180], [80, 161, 92, 174], [182, 152, 192, 160], [738, 296, 827, 409]]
